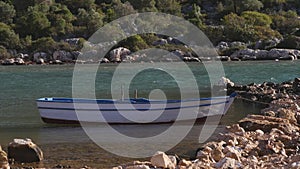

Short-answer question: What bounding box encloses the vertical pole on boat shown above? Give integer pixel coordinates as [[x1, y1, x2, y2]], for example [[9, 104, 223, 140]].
[[135, 89, 138, 99], [121, 84, 124, 101]]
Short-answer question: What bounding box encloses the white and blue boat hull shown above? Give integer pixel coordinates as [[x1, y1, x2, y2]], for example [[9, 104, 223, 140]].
[[36, 93, 236, 124]]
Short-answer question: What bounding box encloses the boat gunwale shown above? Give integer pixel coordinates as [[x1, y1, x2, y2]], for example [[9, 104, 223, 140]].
[[36, 93, 237, 104], [37, 100, 230, 112]]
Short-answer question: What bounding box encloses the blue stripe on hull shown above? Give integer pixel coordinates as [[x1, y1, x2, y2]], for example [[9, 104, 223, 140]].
[[38, 101, 229, 112], [36, 93, 237, 104]]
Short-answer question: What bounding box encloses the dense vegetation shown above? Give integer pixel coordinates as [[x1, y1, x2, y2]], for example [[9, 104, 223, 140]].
[[0, 0, 300, 59]]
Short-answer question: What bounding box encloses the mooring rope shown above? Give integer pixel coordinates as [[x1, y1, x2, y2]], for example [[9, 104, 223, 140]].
[[236, 94, 273, 106]]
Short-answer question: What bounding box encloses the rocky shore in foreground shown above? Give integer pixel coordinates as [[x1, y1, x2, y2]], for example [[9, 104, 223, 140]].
[[114, 78, 300, 169]]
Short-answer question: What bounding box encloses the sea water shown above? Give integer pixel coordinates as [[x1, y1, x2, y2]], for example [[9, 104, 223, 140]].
[[0, 61, 299, 168]]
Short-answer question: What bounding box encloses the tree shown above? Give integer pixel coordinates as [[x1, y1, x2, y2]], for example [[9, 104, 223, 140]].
[[225, 0, 263, 13], [126, 0, 157, 12], [185, 3, 205, 29], [271, 10, 300, 35], [12, 0, 35, 15], [74, 8, 104, 38], [15, 5, 51, 39], [261, 0, 286, 9], [223, 13, 281, 42], [0, 45, 10, 59], [155, 0, 182, 16], [241, 0, 264, 12], [104, 0, 136, 22], [55, 0, 95, 14], [47, 4, 75, 38], [0, 1, 16, 24], [0, 22, 20, 49], [277, 35, 300, 49]]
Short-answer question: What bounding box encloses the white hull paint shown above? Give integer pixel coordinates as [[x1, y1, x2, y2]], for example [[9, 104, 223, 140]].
[[37, 93, 236, 124]]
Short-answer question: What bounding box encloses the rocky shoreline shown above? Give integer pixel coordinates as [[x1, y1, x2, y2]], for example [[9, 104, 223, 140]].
[[113, 78, 300, 169], [1, 39, 300, 65]]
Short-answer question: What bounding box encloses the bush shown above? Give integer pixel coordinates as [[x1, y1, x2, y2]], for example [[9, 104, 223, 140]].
[[204, 26, 225, 45], [271, 10, 300, 35], [276, 35, 300, 49], [241, 11, 272, 27], [223, 12, 281, 42], [0, 22, 20, 49], [0, 45, 11, 59], [117, 35, 149, 52], [30, 37, 57, 53]]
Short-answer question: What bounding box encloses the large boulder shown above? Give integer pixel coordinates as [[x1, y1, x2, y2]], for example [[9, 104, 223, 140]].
[[231, 49, 255, 59], [2, 58, 15, 65], [64, 38, 80, 46], [152, 39, 168, 46], [267, 49, 297, 60], [8, 138, 43, 163], [230, 48, 300, 61], [15, 58, 25, 65], [150, 151, 175, 169], [0, 146, 9, 169], [293, 78, 300, 93], [33, 52, 48, 63], [218, 77, 235, 88], [216, 41, 229, 52], [109, 47, 131, 62], [53, 50, 74, 62]]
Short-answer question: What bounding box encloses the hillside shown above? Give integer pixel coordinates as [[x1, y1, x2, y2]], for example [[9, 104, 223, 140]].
[[0, 0, 300, 62]]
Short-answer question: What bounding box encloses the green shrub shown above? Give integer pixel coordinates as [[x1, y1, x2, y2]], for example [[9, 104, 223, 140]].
[[31, 37, 57, 53], [241, 11, 272, 27], [271, 10, 300, 35], [223, 12, 281, 42], [117, 35, 149, 52], [276, 35, 300, 49], [0, 22, 20, 49], [0, 45, 11, 59], [204, 26, 225, 45]]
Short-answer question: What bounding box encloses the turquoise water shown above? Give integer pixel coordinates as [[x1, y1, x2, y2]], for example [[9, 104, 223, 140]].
[[0, 61, 299, 128], [0, 61, 299, 168]]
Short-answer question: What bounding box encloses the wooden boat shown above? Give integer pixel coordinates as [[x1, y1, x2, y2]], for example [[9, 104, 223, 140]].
[[36, 93, 236, 124]]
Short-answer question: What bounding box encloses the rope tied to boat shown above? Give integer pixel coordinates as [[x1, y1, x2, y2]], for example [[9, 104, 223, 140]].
[[235, 94, 273, 106]]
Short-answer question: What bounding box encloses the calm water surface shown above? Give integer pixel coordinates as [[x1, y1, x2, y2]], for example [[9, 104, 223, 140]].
[[0, 61, 299, 168]]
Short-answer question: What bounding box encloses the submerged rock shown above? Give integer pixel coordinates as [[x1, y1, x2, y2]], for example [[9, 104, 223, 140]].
[[8, 138, 43, 163], [239, 115, 291, 133]]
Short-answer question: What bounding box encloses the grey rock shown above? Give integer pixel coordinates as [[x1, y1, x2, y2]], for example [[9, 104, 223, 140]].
[[109, 47, 131, 62], [152, 39, 168, 46]]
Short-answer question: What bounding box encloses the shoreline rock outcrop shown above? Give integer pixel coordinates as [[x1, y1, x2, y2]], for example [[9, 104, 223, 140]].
[[2, 39, 300, 65], [113, 77, 300, 169], [8, 138, 43, 163], [0, 146, 9, 169]]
